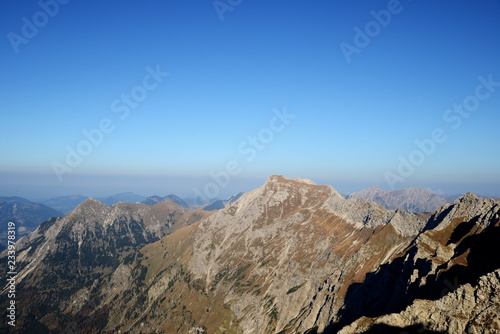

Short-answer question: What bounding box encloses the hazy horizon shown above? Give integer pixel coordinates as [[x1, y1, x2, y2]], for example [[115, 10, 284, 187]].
[[1, 172, 499, 203]]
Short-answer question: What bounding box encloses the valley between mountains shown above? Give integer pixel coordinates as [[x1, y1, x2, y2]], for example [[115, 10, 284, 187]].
[[1, 175, 499, 333]]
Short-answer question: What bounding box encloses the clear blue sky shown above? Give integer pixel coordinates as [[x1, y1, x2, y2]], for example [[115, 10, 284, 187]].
[[1, 0, 499, 200]]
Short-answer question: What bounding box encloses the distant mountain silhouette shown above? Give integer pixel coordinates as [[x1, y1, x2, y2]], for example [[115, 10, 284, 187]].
[[97, 192, 146, 206], [42, 195, 89, 214], [0, 197, 63, 247], [348, 186, 448, 213]]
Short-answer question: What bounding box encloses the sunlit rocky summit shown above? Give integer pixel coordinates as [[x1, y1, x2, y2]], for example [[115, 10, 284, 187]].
[[1, 176, 499, 333]]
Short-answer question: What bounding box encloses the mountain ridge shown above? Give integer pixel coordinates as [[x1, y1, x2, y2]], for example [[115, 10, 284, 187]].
[[348, 185, 450, 213], [1, 175, 498, 333]]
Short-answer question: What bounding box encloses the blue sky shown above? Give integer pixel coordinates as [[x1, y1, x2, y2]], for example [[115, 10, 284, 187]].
[[1, 0, 500, 200]]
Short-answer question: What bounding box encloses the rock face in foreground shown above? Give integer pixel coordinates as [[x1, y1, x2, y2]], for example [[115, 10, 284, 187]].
[[1, 176, 499, 333], [339, 269, 500, 334], [331, 191, 500, 333]]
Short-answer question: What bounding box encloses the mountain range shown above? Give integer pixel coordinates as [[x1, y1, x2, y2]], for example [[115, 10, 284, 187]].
[[141, 192, 245, 211], [40, 192, 244, 215], [142, 194, 195, 209], [41, 193, 147, 215], [1, 175, 499, 333], [0, 192, 243, 251], [0, 197, 63, 250], [347, 185, 450, 213]]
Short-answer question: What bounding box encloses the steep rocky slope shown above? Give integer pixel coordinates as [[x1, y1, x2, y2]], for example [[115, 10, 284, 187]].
[[182, 176, 425, 333], [331, 193, 500, 333], [0, 199, 212, 332], [64, 176, 428, 333], [1, 176, 498, 333], [339, 269, 500, 333]]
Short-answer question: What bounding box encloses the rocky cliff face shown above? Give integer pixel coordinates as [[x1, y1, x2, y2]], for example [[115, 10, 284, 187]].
[[331, 191, 500, 333], [184, 176, 425, 333], [338, 269, 500, 333], [1, 176, 498, 333]]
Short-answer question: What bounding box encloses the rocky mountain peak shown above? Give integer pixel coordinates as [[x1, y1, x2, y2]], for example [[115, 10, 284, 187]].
[[367, 185, 383, 192], [195, 176, 342, 220], [430, 192, 499, 231], [67, 197, 111, 220], [263, 175, 341, 197], [248, 177, 426, 233], [457, 191, 480, 203], [264, 175, 314, 186], [386, 207, 427, 236], [348, 185, 383, 200], [361, 185, 383, 196], [77, 197, 108, 209]]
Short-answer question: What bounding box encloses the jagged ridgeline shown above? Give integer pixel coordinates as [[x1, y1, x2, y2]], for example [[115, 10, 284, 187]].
[[1, 176, 499, 333]]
